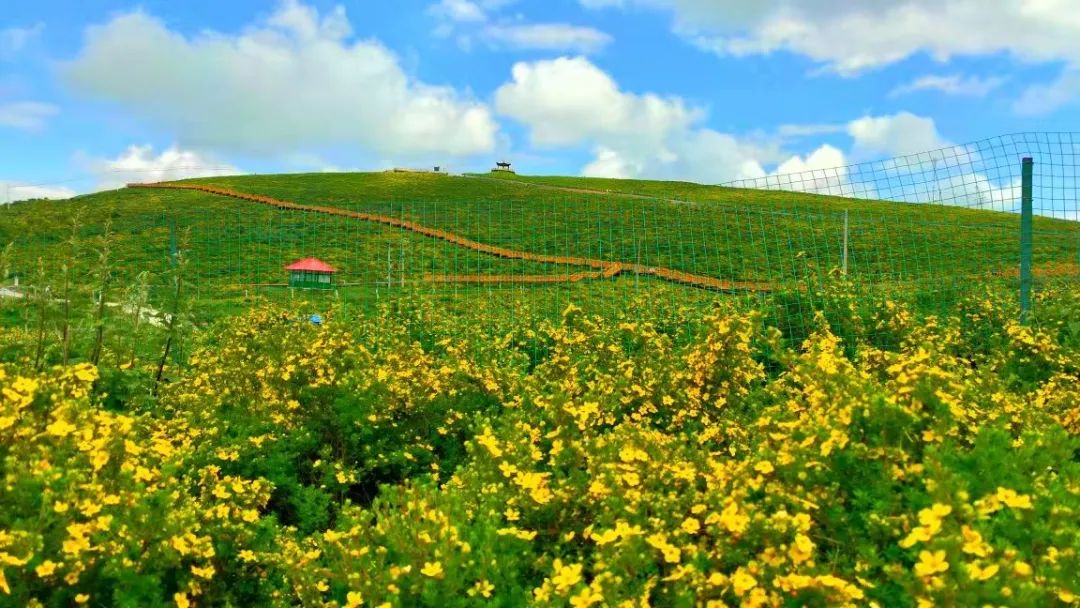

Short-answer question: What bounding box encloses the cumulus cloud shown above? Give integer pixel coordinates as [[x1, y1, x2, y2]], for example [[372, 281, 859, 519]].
[[496, 57, 697, 146], [63, 1, 498, 159], [84, 145, 241, 190], [0, 101, 58, 131], [579, 0, 1080, 110], [2, 181, 77, 204], [495, 56, 773, 182], [1013, 68, 1080, 115], [847, 111, 949, 158], [580, 0, 1080, 76], [890, 74, 1007, 97], [726, 144, 856, 196]]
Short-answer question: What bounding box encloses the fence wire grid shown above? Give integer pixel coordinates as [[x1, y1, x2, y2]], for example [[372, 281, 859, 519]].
[[1, 132, 1078, 360]]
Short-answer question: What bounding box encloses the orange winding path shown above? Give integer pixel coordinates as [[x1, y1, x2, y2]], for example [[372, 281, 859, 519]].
[[128, 182, 773, 292]]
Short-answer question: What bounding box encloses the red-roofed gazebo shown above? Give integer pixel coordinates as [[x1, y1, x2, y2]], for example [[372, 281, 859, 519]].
[[286, 258, 337, 290]]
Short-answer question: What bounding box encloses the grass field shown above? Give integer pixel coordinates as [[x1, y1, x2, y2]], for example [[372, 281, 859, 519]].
[[1, 170, 1077, 337], [1, 170, 1079, 607]]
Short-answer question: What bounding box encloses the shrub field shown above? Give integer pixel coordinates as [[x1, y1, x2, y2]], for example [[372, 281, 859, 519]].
[[2, 281, 1078, 607]]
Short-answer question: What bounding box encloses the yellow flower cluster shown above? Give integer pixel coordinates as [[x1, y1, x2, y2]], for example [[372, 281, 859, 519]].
[[0, 285, 1078, 606]]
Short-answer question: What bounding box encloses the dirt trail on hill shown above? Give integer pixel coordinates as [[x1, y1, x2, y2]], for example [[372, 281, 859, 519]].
[[127, 182, 772, 292]]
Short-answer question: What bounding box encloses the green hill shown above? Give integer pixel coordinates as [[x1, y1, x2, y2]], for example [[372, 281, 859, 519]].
[[1, 171, 1077, 328]]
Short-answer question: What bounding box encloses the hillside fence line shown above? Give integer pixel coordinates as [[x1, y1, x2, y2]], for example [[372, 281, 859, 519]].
[[2, 132, 1078, 355]]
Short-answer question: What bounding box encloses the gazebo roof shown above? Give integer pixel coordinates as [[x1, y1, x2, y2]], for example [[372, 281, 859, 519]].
[[285, 258, 337, 273]]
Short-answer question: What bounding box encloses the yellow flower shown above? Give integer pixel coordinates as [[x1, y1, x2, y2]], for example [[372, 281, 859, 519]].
[[570, 586, 603, 608], [732, 569, 757, 596], [75, 594, 90, 604], [475, 428, 503, 457], [961, 526, 991, 557], [345, 591, 364, 607], [899, 526, 932, 548], [680, 517, 701, 535], [46, 419, 77, 437], [923, 503, 952, 521], [915, 550, 949, 577], [754, 461, 774, 474], [191, 564, 216, 580], [592, 528, 619, 545], [241, 509, 259, 523], [551, 559, 583, 594], [1013, 561, 1032, 577], [497, 527, 537, 541], [468, 580, 494, 598], [73, 365, 97, 382], [995, 487, 1033, 510], [717, 502, 748, 535], [35, 560, 58, 577], [174, 592, 191, 608], [421, 561, 444, 578], [63, 534, 90, 556], [645, 533, 681, 564], [966, 562, 999, 581], [789, 533, 815, 564], [707, 572, 727, 587]]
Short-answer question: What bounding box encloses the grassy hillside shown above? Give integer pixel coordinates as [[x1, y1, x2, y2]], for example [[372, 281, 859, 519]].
[[1, 171, 1077, 327]]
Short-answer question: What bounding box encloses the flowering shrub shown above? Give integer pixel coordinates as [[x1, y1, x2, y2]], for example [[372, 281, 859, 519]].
[[1, 285, 1078, 607]]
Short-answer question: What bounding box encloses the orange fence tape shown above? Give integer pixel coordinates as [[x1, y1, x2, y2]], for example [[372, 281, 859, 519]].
[[129, 182, 773, 293]]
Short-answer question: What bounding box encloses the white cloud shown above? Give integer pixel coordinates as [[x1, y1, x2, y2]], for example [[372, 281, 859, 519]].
[[581, 146, 634, 178], [891, 73, 1007, 97], [428, 0, 488, 23], [774, 144, 846, 175], [496, 56, 772, 182], [64, 1, 498, 159], [0, 24, 43, 59], [847, 111, 949, 158], [0, 101, 58, 131], [2, 181, 77, 204], [429, 0, 612, 53], [934, 171, 1020, 210], [3, 145, 241, 203], [727, 144, 855, 196], [580, 0, 1080, 78], [84, 145, 241, 190], [483, 23, 612, 53], [1013, 68, 1080, 115], [496, 57, 698, 147]]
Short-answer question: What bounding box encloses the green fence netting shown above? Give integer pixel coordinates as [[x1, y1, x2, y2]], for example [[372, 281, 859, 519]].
[[1, 132, 1078, 364]]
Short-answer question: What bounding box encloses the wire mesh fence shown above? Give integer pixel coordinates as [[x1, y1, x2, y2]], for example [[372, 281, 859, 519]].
[[725, 132, 1080, 220], [1, 132, 1078, 362]]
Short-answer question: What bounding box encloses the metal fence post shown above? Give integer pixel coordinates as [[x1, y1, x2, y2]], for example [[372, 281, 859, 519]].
[[842, 209, 849, 276], [1020, 157, 1033, 323], [169, 217, 178, 269]]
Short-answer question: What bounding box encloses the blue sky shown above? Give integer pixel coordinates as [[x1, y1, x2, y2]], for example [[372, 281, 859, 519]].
[[2, 0, 1080, 202]]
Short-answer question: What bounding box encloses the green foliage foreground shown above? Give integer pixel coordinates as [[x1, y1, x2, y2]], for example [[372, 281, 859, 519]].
[[1, 284, 1079, 607]]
